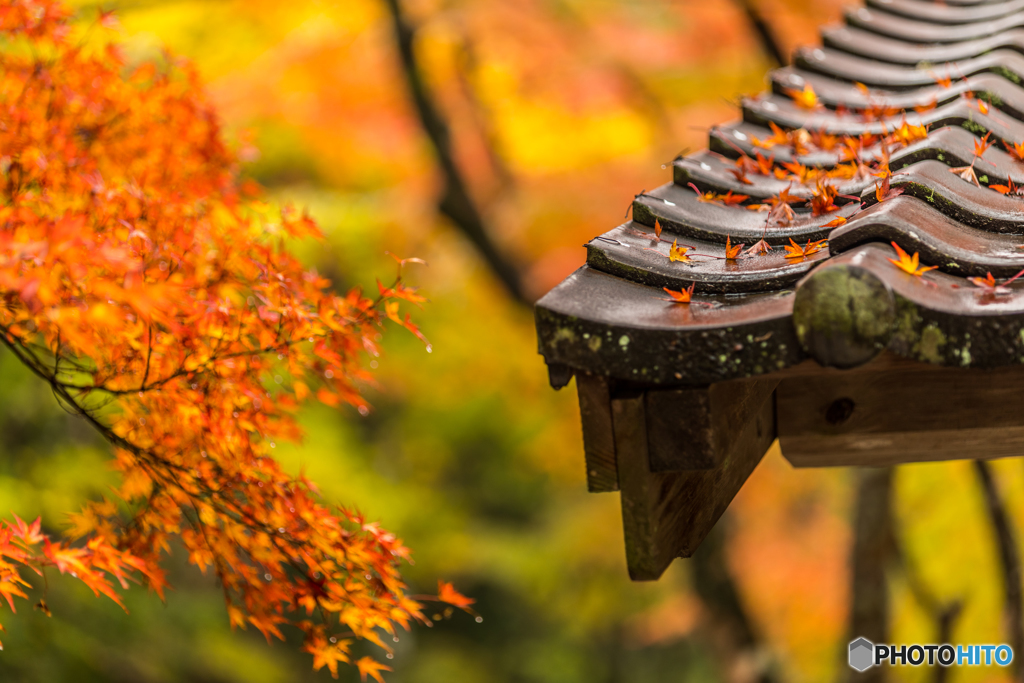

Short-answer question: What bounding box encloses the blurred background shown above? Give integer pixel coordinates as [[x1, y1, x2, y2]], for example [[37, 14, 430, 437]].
[[0, 0, 1021, 681]]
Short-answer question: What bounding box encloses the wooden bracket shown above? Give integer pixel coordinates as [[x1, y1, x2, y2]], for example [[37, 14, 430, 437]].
[[611, 379, 777, 581], [644, 378, 780, 471]]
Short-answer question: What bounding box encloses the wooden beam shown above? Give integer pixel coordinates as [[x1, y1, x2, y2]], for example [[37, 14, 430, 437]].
[[614, 385, 776, 581], [644, 377, 779, 470], [576, 372, 618, 492], [778, 364, 1024, 467]]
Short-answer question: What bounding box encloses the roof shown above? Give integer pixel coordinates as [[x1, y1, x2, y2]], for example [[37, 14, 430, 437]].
[[536, 1, 1024, 385]]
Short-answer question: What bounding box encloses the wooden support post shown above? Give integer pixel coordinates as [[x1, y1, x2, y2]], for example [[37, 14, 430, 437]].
[[778, 364, 1024, 467], [577, 372, 618, 492], [614, 381, 777, 581]]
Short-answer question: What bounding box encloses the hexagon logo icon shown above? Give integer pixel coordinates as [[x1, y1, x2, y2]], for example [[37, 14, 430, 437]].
[[849, 638, 875, 672]]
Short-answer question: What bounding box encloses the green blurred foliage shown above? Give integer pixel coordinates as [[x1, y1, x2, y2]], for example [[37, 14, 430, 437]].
[[0, 1, 1020, 682]]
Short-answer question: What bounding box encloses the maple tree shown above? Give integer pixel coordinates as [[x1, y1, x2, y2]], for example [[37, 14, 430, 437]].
[[0, 2, 472, 677]]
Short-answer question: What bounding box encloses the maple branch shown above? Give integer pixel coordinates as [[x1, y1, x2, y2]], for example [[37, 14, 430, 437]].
[[381, 0, 528, 304], [452, 34, 516, 196], [974, 460, 1024, 676], [733, 0, 786, 66]]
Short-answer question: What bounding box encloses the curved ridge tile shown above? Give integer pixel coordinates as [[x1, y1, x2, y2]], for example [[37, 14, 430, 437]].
[[844, 6, 1024, 43], [828, 195, 1024, 276], [822, 24, 1024, 64], [534, 267, 803, 384], [711, 120, 1017, 172], [742, 98, 1024, 157], [632, 184, 859, 245], [675, 153, 872, 201], [585, 223, 826, 294], [682, 127, 1018, 200], [864, 0, 1024, 23], [825, 244, 1024, 367], [794, 47, 1024, 89], [866, 158, 1024, 233], [771, 68, 975, 110]]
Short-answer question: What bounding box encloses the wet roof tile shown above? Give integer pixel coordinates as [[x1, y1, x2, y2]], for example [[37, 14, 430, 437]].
[[536, 0, 1024, 381]]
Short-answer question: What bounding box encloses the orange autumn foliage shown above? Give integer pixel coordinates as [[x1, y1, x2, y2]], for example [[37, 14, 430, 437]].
[[0, 1, 471, 677]]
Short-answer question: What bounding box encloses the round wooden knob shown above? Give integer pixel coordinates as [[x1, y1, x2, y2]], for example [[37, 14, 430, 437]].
[[792, 264, 896, 369]]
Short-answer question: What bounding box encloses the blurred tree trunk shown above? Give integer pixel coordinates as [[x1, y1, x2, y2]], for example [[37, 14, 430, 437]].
[[733, 0, 786, 66], [845, 467, 893, 683], [382, 0, 528, 304], [692, 515, 779, 683]]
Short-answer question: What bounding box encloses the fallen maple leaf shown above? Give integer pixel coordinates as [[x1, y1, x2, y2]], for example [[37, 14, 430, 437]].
[[669, 239, 692, 263], [687, 183, 748, 205], [1005, 140, 1024, 162], [752, 121, 791, 150], [974, 131, 994, 158], [810, 178, 839, 216], [888, 241, 937, 276], [889, 120, 928, 147], [660, 284, 696, 304], [786, 83, 819, 110], [724, 235, 744, 260], [783, 238, 826, 260], [989, 178, 1024, 196], [875, 170, 905, 202], [969, 268, 1024, 295], [914, 98, 938, 114], [744, 239, 773, 256], [950, 164, 981, 187]]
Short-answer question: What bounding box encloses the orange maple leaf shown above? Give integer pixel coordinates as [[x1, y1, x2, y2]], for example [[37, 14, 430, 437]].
[[687, 183, 748, 205], [724, 235, 744, 260], [990, 178, 1023, 196], [786, 83, 819, 109], [969, 268, 1024, 295], [874, 169, 905, 202], [888, 242, 937, 276], [668, 239, 692, 263], [751, 121, 791, 149], [660, 283, 696, 304], [438, 580, 476, 610], [356, 657, 392, 683], [810, 178, 839, 216], [1005, 140, 1024, 162], [783, 238, 826, 260], [913, 99, 938, 114]]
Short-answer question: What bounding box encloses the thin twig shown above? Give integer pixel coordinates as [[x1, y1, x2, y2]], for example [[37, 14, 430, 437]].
[[974, 460, 1024, 679]]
